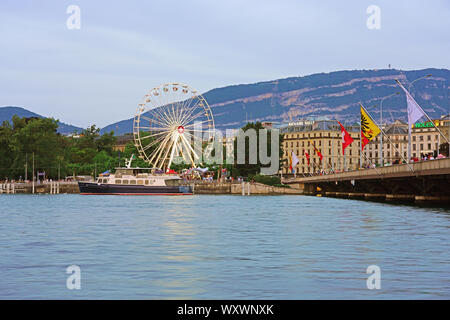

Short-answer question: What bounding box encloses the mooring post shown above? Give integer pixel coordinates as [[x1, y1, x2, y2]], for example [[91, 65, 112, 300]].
[[57, 182, 60, 194], [242, 181, 245, 195], [247, 182, 250, 196]]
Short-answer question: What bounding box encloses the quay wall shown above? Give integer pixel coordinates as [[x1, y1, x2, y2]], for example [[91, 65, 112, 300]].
[[1, 181, 303, 195], [0, 182, 79, 194]]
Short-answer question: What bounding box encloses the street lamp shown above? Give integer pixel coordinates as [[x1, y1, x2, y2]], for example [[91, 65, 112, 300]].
[[379, 92, 400, 166], [406, 74, 432, 162], [408, 74, 432, 92]]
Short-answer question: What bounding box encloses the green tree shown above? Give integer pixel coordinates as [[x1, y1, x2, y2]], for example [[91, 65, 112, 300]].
[[0, 120, 13, 179], [9, 116, 65, 179], [232, 122, 284, 177]]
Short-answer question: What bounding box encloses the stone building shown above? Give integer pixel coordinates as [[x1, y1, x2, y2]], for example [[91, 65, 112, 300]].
[[281, 120, 361, 174]]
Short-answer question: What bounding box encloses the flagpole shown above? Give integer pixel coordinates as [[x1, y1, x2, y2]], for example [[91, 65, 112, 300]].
[[343, 145, 346, 172], [359, 119, 363, 169], [396, 79, 450, 149]]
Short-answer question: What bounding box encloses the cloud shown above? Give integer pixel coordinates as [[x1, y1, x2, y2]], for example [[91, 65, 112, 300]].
[[0, 0, 449, 127]]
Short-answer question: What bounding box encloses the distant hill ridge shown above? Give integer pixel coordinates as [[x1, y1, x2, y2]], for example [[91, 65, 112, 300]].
[[100, 68, 450, 135], [2, 68, 448, 136], [0, 106, 83, 134]]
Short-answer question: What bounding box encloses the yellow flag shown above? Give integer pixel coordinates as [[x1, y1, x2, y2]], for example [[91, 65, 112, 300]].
[[360, 106, 381, 150]]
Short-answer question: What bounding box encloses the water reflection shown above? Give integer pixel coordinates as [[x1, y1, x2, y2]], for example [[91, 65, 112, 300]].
[[0, 194, 449, 299]]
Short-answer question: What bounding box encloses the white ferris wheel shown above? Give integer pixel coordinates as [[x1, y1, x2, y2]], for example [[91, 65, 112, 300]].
[[133, 83, 215, 171]]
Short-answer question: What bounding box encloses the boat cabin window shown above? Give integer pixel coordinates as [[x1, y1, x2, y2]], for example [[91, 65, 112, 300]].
[[165, 179, 180, 186], [122, 180, 129, 184], [144, 180, 149, 185], [115, 179, 122, 184], [137, 180, 143, 185], [129, 180, 136, 185], [102, 179, 108, 183], [97, 179, 102, 183]]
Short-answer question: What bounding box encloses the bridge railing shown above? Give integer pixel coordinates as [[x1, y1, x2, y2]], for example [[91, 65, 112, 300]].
[[283, 158, 450, 183]]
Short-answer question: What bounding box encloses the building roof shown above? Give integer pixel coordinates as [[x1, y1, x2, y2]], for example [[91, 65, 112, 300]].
[[281, 119, 359, 133], [384, 123, 408, 135]]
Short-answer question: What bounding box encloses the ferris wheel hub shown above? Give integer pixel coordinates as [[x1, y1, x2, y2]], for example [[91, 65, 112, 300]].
[[177, 125, 185, 134]]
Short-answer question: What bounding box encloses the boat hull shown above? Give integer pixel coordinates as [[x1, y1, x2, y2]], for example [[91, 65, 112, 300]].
[[78, 182, 193, 195]]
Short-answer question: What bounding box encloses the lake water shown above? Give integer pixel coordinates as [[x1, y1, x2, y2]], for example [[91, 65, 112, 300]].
[[0, 194, 449, 299]]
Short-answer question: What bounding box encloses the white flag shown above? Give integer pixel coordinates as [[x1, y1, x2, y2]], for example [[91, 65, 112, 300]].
[[397, 80, 426, 127], [291, 151, 299, 167]]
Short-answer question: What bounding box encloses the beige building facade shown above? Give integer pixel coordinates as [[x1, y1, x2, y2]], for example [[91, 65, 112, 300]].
[[281, 120, 361, 174]]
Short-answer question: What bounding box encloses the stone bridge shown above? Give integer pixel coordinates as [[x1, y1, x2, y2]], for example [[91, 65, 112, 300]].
[[283, 158, 450, 203]]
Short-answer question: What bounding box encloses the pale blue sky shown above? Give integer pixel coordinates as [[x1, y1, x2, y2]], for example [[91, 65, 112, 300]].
[[1, 0, 449, 128]]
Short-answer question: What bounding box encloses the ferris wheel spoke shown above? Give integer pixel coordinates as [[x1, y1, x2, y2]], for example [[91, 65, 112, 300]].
[[142, 114, 171, 128], [176, 97, 195, 123], [178, 141, 191, 164], [142, 133, 168, 151], [180, 133, 201, 161], [147, 133, 173, 166], [182, 132, 205, 155], [140, 130, 171, 139], [178, 99, 202, 125], [183, 119, 210, 126], [144, 131, 172, 140], [161, 105, 177, 126], [137, 126, 171, 131], [179, 135, 197, 166], [177, 96, 198, 123], [156, 134, 176, 169], [173, 100, 183, 124], [184, 109, 210, 124], [169, 103, 178, 125]]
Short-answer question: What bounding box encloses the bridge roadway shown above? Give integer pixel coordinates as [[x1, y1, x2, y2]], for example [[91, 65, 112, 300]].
[[283, 158, 450, 203]]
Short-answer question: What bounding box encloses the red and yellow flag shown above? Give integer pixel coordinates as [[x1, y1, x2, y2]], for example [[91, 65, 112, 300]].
[[360, 106, 381, 150]]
